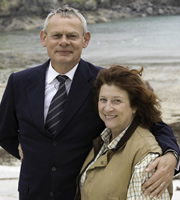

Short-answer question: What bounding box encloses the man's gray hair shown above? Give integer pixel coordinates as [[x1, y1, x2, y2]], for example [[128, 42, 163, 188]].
[[43, 6, 88, 35]]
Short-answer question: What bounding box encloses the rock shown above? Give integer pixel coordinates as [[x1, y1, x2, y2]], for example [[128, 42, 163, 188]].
[[98, 0, 110, 8], [0, 16, 43, 32], [0, 1, 180, 32], [158, 8, 164, 15], [176, 186, 180, 191], [146, 7, 153, 15], [84, 0, 97, 10]]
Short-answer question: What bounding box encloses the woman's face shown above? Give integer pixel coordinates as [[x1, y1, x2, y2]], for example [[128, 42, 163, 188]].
[[98, 84, 136, 137]]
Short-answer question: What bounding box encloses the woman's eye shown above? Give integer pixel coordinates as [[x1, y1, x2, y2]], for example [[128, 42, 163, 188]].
[[113, 99, 121, 103], [99, 98, 106, 102]]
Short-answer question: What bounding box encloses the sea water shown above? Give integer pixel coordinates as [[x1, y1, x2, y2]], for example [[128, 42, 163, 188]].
[[0, 15, 180, 67]]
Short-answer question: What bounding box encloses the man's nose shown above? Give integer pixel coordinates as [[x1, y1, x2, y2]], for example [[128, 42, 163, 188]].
[[59, 35, 69, 46]]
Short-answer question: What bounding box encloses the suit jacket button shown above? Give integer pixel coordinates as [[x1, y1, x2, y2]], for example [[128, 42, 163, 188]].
[[52, 167, 56, 172], [50, 192, 53, 196], [53, 141, 57, 146]]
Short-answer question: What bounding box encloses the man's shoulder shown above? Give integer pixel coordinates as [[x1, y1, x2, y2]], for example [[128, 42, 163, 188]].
[[7, 60, 49, 86], [79, 59, 103, 75], [13, 60, 49, 77]]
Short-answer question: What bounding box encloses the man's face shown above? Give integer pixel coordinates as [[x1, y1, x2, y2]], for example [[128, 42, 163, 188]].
[[40, 14, 90, 71]]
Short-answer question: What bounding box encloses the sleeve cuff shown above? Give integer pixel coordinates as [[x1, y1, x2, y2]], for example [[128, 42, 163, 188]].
[[164, 149, 180, 171]]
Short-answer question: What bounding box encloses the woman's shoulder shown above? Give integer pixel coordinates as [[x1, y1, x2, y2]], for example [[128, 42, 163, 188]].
[[129, 126, 162, 154], [134, 126, 157, 144]]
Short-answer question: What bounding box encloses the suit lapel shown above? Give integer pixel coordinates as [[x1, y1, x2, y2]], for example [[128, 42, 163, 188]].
[[26, 61, 49, 132]]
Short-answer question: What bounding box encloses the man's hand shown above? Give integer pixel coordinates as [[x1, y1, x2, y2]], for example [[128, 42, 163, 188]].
[[142, 153, 176, 198], [18, 144, 23, 161]]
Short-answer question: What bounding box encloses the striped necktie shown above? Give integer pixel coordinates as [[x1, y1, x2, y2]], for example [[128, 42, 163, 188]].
[[45, 75, 68, 134]]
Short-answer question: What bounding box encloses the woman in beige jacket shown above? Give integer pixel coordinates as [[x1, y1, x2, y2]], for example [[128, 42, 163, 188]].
[[75, 65, 173, 200]]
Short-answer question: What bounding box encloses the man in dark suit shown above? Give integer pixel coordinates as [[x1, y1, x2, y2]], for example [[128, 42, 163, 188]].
[[0, 6, 179, 200]]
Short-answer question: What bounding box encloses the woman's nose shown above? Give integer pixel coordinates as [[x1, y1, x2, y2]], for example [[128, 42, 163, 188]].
[[104, 103, 113, 112]]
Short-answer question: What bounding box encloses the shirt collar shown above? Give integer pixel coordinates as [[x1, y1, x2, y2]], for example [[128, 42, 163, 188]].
[[46, 61, 78, 84], [100, 126, 129, 150]]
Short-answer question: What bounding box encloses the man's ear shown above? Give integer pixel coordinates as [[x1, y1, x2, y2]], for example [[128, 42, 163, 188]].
[[83, 31, 91, 48], [40, 30, 47, 47]]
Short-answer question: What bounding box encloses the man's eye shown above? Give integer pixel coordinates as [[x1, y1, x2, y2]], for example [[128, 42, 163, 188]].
[[68, 34, 77, 39], [52, 35, 61, 39]]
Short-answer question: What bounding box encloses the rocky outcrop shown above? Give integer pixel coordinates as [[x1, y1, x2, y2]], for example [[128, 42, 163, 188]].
[[0, 0, 180, 32]]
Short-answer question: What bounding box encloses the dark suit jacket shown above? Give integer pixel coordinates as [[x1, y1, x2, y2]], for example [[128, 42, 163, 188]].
[[0, 59, 179, 200]]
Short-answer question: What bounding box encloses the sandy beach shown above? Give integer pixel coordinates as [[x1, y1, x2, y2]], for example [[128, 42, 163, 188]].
[[142, 66, 180, 146], [142, 66, 180, 125]]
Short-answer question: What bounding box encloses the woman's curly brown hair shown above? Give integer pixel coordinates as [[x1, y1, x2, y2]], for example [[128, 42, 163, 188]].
[[93, 65, 162, 129]]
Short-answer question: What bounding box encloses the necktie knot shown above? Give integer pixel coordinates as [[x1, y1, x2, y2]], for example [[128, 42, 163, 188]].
[[56, 75, 68, 84]]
